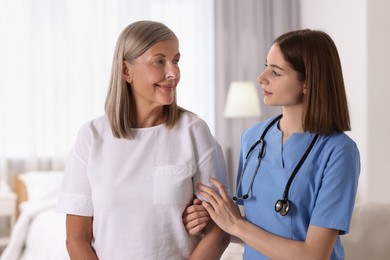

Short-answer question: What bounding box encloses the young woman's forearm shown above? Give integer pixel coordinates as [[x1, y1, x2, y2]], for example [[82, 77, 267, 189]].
[[231, 219, 338, 260]]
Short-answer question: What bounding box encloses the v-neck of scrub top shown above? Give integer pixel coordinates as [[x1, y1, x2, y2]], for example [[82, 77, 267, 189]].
[[239, 123, 317, 201], [274, 125, 317, 170]]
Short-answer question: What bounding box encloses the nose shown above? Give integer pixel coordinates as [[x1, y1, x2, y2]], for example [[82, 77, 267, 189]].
[[166, 63, 180, 79], [257, 69, 268, 86]]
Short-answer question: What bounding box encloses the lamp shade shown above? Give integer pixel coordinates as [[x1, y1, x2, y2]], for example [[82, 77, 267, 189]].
[[224, 81, 261, 118]]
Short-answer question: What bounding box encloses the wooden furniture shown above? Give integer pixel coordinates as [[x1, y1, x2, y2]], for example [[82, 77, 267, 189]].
[[13, 175, 28, 217]]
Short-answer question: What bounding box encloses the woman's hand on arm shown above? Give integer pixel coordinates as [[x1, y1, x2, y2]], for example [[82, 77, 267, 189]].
[[200, 178, 339, 260], [66, 214, 98, 260], [197, 178, 244, 234]]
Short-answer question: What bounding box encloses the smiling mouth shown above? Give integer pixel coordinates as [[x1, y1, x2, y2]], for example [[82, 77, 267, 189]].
[[156, 84, 175, 92], [263, 89, 272, 96]]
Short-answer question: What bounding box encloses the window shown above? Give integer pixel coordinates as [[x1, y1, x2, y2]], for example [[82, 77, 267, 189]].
[[0, 0, 215, 161]]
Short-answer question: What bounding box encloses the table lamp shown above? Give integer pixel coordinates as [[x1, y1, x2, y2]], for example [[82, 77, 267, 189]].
[[224, 81, 261, 118]]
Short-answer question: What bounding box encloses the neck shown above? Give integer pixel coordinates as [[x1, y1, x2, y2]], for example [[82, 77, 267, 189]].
[[135, 106, 166, 128], [279, 108, 304, 142]]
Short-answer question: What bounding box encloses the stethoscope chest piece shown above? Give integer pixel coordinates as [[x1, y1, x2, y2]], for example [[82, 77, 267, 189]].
[[275, 199, 290, 216]]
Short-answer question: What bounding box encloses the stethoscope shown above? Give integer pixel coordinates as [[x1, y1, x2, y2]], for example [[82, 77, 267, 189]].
[[233, 114, 319, 216]]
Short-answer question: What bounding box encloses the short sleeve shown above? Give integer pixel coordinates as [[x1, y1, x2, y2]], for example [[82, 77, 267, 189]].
[[56, 123, 94, 216], [310, 138, 360, 234], [194, 144, 231, 198], [190, 120, 231, 200]]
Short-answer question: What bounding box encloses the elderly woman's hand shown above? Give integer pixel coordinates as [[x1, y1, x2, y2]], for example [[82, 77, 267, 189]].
[[183, 198, 210, 236]]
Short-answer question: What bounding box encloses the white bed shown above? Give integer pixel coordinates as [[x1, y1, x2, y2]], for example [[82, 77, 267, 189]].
[[1, 171, 243, 260], [1, 171, 68, 260]]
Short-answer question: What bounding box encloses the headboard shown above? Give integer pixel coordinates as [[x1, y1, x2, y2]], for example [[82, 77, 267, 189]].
[[13, 174, 28, 216]]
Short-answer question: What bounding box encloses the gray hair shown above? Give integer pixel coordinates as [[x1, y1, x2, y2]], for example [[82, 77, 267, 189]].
[[105, 21, 184, 139]]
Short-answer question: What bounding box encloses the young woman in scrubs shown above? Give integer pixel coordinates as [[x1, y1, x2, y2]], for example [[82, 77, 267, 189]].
[[56, 21, 230, 260], [183, 29, 360, 259]]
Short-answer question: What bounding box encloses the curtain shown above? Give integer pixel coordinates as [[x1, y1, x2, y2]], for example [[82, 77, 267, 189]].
[[214, 0, 300, 188], [0, 0, 214, 186]]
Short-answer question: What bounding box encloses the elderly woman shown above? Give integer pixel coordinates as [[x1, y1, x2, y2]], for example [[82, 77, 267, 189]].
[[57, 20, 230, 260]]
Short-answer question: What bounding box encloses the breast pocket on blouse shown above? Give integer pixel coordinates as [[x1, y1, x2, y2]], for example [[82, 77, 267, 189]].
[[153, 164, 195, 205]]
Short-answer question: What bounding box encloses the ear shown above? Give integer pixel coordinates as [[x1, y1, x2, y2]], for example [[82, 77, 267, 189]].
[[302, 82, 307, 95], [122, 61, 132, 83]]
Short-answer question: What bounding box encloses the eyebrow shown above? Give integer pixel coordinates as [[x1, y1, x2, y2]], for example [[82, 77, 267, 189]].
[[270, 64, 284, 71], [265, 60, 284, 71], [152, 52, 181, 58]]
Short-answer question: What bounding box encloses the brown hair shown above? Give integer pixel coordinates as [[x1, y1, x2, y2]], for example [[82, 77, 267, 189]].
[[104, 20, 185, 139], [274, 29, 351, 135]]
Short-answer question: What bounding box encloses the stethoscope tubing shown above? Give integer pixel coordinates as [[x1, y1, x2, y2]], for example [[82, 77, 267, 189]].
[[233, 115, 281, 201]]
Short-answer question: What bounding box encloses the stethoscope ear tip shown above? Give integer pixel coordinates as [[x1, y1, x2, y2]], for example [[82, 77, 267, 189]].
[[232, 194, 249, 201]]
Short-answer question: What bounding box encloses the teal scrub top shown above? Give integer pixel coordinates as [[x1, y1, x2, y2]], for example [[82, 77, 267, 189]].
[[236, 115, 360, 260]]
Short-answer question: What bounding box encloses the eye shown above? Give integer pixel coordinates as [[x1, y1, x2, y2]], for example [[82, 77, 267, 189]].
[[272, 70, 281, 77], [154, 59, 165, 65], [173, 59, 180, 65]]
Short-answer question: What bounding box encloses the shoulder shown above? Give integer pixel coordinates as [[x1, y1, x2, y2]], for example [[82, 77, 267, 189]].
[[242, 115, 281, 140], [316, 132, 360, 174], [76, 115, 110, 141], [175, 112, 218, 145], [320, 132, 359, 153], [177, 111, 212, 133], [80, 114, 109, 132]]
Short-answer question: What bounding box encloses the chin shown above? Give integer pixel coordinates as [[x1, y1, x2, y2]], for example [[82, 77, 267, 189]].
[[161, 99, 175, 106], [164, 95, 176, 104], [263, 99, 273, 106]]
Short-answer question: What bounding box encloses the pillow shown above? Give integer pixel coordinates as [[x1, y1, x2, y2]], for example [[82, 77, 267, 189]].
[[18, 171, 64, 210]]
